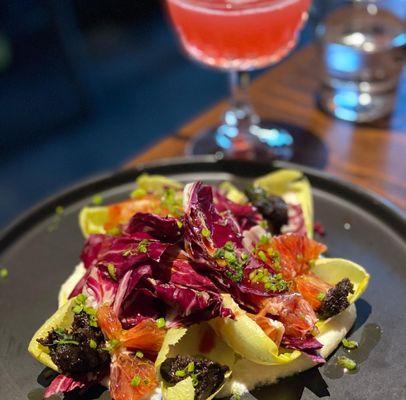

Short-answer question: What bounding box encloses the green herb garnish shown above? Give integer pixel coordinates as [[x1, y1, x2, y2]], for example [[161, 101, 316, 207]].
[[137, 239, 149, 253], [131, 375, 142, 387], [342, 338, 358, 349], [0, 268, 8, 279], [249, 269, 290, 292], [130, 188, 147, 199], [213, 241, 247, 283], [55, 206, 64, 216], [91, 195, 103, 205], [186, 362, 195, 373], [156, 318, 166, 329], [54, 339, 79, 346], [72, 294, 87, 314], [103, 339, 120, 352], [161, 187, 183, 217], [259, 235, 270, 245], [257, 250, 267, 262], [201, 228, 211, 238], [107, 263, 117, 281], [176, 220, 183, 229], [316, 292, 326, 301], [122, 248, 135, 257], [89, 339, 97, 349], [175, 370, 186, 378], [136, 351, 144, 358], [337, 355, 357, 370]]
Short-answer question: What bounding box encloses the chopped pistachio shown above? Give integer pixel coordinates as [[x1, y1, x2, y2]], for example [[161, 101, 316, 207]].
[[137, 239, 149, 253], [136, 351, 144, 358], [0, 268, 8, 279], [259, 235, 270, 245], [337, 355, 357, 370], [91, 194, 103, 205], [130, 187, 147, 199], [258, 250, 267, 262], [201, 228, 211, 238], [131, 375, 142, 387], [342, 338, 358, 349], [186, 362, 195, 372], [156, 317, 166, 329], [316, 292, 326, 301], [55, 206, 64, 216], [107, 263, 117, 281]]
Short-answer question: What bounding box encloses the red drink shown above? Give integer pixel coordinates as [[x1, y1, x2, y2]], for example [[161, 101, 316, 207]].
[[166, 0, 311, 70]]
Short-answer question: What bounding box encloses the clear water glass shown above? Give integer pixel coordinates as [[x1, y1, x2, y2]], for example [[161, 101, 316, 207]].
[[317, 0, 405, 123]]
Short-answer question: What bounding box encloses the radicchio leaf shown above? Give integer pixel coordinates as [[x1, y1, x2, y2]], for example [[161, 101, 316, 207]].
[[213, 189, 263, 231], [44, 374, 88, 399], [124, 213, 182, 243], [282, 335, 325, 364], [183, 182, 276, 310]]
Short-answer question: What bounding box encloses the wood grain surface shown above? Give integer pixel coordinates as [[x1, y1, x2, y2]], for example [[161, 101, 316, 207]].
[[125, 45, 406, 211]]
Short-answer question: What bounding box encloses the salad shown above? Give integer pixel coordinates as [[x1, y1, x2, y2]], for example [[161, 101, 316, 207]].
[[28, 169, 369, 399]]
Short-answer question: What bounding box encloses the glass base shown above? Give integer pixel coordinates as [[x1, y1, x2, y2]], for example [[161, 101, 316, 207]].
[[186, 121, 328, 168]]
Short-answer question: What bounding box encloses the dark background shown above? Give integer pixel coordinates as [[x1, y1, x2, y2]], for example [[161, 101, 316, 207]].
[[0, 0, 402, 229]]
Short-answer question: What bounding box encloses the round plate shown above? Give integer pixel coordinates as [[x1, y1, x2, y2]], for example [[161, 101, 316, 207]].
[[1, 157, 405, 400]]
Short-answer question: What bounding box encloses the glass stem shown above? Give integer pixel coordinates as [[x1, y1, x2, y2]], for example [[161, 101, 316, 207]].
[[224, 70, 259, 134]]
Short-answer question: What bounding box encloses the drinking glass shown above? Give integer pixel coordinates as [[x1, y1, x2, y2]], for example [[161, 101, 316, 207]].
[[165, 0, 312, 160]]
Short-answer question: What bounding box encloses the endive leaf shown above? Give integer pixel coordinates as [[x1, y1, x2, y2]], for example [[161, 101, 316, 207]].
[[313, 258, 370, 332], [155, 328, 188, 368], [79, 206, 109, 237], [210, 295, 301, 365], [164, 377, 195, 400], [28, 297, 77, 371], [219, 182, 248, 204], [167, 324, 235, 367], [135, 173, 183, 193], [312, 258, 370, 303], [254, 169, 313, 237]]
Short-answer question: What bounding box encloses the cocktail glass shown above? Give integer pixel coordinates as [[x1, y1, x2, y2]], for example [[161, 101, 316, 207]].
[[165, 0, 312, 160]]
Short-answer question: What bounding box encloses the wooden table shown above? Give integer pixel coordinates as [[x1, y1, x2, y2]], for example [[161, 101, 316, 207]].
[[125, 44, 406, 211]]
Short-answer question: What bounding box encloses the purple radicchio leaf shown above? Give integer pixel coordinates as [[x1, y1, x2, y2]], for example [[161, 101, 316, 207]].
[[44, 374, 88, 399], [155, 280, 231, 326], [282, 335, 325, 364], [123, 212, 183, 243], [214, 189, 263, 231], [183, 182, 279, 310]]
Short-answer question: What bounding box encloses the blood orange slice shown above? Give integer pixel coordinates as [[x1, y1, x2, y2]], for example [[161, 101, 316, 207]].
[[110, 352, 158, 400]]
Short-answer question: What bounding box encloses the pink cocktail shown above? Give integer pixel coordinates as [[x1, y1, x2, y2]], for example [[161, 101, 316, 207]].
[[165, 0, 312, 159], [167, 0, 310, 70]]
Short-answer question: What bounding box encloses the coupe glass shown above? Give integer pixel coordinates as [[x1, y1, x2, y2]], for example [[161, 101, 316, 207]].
[[165, 0, 312, 160]]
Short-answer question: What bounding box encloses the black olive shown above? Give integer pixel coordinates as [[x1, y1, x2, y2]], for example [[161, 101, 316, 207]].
[[245, 186, 288, 234], [160, 355, 229, 400], [38, 312, 110, 375]]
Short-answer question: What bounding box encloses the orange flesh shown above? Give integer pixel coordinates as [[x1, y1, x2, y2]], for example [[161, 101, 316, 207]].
[[270, 234, 327, 280], [97, 305, 165, 400], [104, 195, 162, 231], [294, 273, 332, 310], [110, 352, 158, 400]]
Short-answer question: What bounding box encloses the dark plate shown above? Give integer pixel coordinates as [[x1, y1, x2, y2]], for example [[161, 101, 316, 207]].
[[1, 157, 405, 400]]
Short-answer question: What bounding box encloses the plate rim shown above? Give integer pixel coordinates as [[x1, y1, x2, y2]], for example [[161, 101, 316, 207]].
[[1, 156, 405, 253]]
